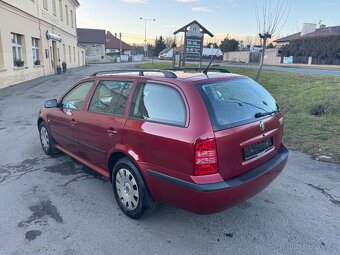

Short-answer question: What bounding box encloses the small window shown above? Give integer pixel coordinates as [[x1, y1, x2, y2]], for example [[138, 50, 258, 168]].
[[70, 10, 74, 28], [65, 5, 69, 25], [43, 0, 48, 10], [130, 83, 186, 126], [12, 33, 23, 66], [89, 80, 133, 116], [52, 0, 57, 15], [59, 0, 63, 21], [32, 38, 40, 65], [62, 81, 93, 110]]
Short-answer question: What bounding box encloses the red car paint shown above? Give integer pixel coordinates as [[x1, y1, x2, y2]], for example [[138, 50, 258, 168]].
[[38, 71, 288, 214]]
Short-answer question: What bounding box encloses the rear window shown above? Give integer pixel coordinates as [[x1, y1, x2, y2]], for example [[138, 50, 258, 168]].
[[198, 78, 279, 131]]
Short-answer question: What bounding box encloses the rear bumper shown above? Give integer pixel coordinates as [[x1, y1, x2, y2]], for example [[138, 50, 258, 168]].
[[147, 145, 288, 214]]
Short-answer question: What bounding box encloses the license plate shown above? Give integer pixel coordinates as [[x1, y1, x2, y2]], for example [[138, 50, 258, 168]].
[[244, 137, 273, 161]]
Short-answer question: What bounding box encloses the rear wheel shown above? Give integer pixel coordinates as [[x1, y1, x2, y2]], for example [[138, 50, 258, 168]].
[[39, 122, 57, 156], [112, 158, 156, 219]]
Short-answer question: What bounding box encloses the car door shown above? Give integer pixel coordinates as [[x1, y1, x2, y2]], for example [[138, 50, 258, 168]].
[[49, 80, 94, 154], [76, 79, 134, 170], [123, 82, 193, 176]]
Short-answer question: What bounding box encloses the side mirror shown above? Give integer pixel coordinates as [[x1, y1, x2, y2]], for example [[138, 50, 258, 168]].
[[44, 99, 58, 108]]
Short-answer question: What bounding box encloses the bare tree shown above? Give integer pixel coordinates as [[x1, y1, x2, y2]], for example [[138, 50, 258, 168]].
[[254, 0, 289, 81]]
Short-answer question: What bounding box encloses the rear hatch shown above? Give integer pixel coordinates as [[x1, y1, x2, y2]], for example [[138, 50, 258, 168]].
[[197, 77, 284, 180]]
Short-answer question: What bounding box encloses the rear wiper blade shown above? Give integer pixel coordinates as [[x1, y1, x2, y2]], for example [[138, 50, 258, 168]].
[[254, 111, 279, 118]]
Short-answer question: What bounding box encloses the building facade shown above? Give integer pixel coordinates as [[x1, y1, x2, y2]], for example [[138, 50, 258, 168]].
[[0, 0, 84, 89], [77, 28, 106, 63]]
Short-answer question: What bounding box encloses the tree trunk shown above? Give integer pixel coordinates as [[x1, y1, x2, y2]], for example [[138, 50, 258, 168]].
[[255, 39, 267, 82]]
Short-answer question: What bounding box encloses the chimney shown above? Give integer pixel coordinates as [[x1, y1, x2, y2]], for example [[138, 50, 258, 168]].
[[301, 23, 317, 36]]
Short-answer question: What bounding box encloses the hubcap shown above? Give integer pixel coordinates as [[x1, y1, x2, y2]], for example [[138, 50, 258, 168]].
[[40, 127, 49, 151], [115, 168, 139, 211]]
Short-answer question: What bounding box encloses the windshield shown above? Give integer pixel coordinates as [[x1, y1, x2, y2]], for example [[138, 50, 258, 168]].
[[198, 77, 279, 131]]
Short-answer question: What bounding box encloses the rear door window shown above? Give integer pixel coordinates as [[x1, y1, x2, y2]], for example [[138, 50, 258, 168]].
[[88, 80, 133, 116], [198, 78, 279, 130], [130, 83, 186, 127]]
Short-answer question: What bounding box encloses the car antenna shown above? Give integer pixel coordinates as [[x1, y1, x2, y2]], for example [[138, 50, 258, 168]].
[[203, 47, 220, 75]]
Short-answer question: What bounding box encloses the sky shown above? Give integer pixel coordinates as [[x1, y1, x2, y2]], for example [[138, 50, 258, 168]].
[[76, 0, 340, 45]]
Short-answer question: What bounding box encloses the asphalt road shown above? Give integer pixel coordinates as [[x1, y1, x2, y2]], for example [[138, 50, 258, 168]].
[[0, 63, 339, 255], [186, 60, 340, 76]]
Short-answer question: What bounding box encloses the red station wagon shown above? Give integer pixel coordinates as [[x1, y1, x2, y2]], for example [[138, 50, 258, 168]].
[[38, 68, 289, 219]]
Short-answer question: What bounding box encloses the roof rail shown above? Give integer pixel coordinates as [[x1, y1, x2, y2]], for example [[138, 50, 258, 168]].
[[169, 68, 231, 74], [90, 69, 177, 78]]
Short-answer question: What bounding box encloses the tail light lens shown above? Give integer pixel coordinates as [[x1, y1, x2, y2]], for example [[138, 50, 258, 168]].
[[194, 138, 218, 175]]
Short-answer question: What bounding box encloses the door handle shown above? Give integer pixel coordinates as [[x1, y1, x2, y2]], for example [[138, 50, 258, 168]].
[[107, 128, 118, 136], [70, 119, 77, 126]]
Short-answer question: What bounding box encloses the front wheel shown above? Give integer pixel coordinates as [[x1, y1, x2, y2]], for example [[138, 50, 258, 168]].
[[112, 158, 156, 219], [39, 122, 57, 156]]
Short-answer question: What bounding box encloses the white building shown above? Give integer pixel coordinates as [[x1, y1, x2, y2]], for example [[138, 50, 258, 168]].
[[0, 0, 85, 89]]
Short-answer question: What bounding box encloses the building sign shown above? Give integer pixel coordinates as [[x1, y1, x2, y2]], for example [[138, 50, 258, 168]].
[[46, 31, 62, 42], [174, 20, 214, 66], [185, 38, 202, 61]]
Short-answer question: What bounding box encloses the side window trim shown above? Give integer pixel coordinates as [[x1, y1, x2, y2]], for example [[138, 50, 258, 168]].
[[129, 82, 188, 128], [87, 79, 134, 117], [60, 80, 94, 111]]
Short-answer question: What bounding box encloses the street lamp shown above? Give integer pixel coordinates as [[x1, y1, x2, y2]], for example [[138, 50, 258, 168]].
[[140, 17, 156, 58]]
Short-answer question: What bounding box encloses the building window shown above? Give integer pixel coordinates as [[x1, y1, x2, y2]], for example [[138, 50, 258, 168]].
[[32, 38, 40, 65], [59, 0, 63, 21], [63, 44, 66, 61], [70, 10, 74, 28], [12, 33, 24, 66], [43, 0, 48, 10], [68, 45, 71, 62], [65, 5, 69, 25], [0, 33, 4, 68], [52, 0, 57, 16], [73, 47, 76, 62]]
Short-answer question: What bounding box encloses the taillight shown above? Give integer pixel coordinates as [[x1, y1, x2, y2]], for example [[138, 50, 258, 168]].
[[194, 138, 218, 175]]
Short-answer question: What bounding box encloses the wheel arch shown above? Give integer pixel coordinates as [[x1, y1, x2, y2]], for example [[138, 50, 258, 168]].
[[37, 117, 44, 128]]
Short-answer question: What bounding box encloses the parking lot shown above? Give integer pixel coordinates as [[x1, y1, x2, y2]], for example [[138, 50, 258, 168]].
[[0, 63, 339, 255]]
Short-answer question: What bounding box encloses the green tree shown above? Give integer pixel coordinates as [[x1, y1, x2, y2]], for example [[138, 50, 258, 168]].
[[219, 37, 239, 52], [154, 36, 166, 56], [207, 42, 219, 48], [267, 43, 275, 49]]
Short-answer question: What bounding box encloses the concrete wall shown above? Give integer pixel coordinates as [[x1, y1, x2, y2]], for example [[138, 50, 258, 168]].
[[83, 43, 106, 63], [263, 48, 281, 65], [0, 0, 81, 89], [223, 51, 250, 63]]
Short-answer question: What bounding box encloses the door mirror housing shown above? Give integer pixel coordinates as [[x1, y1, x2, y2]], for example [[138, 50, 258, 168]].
[[44, 99, 58, 108]]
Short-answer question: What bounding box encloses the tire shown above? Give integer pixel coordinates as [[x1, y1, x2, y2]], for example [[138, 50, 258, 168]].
[[39, 122, 57, 156], [112, 157, 156, 219]]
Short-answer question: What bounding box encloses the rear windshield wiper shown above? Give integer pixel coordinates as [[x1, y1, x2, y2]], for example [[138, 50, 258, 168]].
[[254, 110, 279, 118]]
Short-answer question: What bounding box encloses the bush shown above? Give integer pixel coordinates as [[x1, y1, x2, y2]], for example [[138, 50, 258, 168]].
[[14, 59, 24, 67], [282, 35, 340, 64]]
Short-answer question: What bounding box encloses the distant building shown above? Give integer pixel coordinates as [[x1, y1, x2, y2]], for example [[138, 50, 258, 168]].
[[0, 0, 84, 88], [274, 23, 340, 46], [77, 28, 106, 63], [106, 31, 132, 56]]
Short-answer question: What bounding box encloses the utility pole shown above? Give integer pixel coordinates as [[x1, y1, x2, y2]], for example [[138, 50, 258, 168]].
[[140, 17, 156, 59], [119, 33, 122, 58]]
